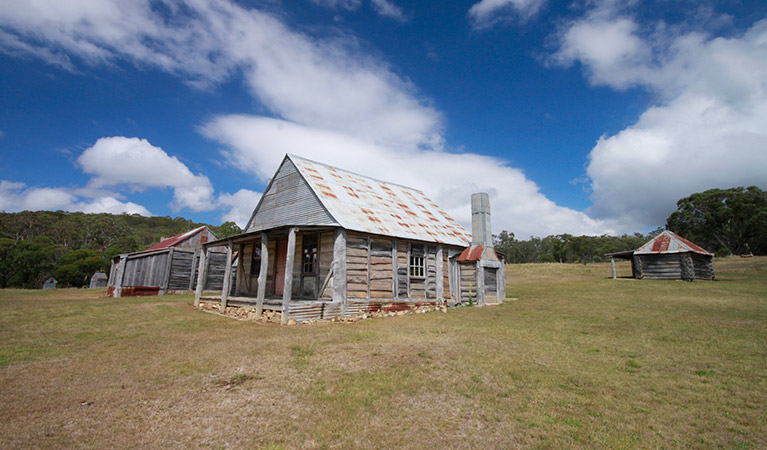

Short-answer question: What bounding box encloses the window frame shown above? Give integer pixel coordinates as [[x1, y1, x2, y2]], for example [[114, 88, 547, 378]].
[[302, 233, 318, 275], [409, 254, 425, 279]]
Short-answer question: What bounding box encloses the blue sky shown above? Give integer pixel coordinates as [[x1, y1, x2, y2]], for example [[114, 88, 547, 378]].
[[1, 0, 766, 239]]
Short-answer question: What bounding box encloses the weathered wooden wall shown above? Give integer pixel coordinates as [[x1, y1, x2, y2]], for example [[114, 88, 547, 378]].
[[167, 251, 196, 290], [203, 253, 228, 291], [691, 254, 715, 280], [458, 263, 477, 303], [396, 241, 408, 299], [636, 254, 682, 279], [425, 245, 437, 299], [370, 238, 393, 298], [318, 232, 334, 299], [122, 252, 169, 287], [247, 158, 337, 232], [346, 232, 369, 299]]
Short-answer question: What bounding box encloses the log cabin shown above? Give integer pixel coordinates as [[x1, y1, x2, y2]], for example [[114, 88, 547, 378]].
[[196, 154, 505, 324]]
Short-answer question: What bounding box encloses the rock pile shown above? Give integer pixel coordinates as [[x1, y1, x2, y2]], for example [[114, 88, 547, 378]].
[[196, 301, 447, 325]]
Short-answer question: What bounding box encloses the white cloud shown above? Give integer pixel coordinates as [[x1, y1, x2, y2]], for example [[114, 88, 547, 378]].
[[371, 0, 407, 22], [0, 0, 440, 150], [74, 196, 152, 216], [217, 189, 263, 228], [77, 136, 215, 212], [553, 8, 767, 228], [309, 0, 362, 11], [203, 115, 610, 239], [468, 0, 546, 29], [0, 180, 151, 215]]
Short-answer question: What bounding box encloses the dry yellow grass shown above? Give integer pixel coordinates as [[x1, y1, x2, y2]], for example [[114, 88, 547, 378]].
[[1, 257, 765, 449]]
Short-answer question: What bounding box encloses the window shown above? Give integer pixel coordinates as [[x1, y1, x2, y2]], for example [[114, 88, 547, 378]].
[[302, 234, 318, 274], [250, 244, 261, 277], [409, 254, 425, 278]]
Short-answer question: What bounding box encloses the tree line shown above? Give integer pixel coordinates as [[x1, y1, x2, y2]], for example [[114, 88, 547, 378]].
[[494, 186, 767, 264], [0, 211, 241, 289]]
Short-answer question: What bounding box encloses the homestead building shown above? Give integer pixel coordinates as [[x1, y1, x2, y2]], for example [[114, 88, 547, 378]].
[[606, 230, 715, 281], [107, 226, 231, 297], [195, 154, 505, 324]]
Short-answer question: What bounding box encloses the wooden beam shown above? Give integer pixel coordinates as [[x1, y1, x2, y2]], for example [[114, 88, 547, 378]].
[[611, 257, 617, 279], [282, 227, 297, 325], [193, 248, 208, 307], [256, 233, 268, 317], [332, 228, 347, 317], [220, 240, 234, 312]]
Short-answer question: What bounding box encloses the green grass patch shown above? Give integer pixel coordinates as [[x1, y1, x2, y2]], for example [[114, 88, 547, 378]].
[[0, 258, 765, 449]]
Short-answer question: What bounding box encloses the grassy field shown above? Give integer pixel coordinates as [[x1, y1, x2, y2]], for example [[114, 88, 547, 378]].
[[1, 257, 765, 449]]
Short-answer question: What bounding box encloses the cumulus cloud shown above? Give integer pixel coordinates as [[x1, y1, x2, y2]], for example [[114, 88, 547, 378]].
[[0, 180, 151, 215], [468, 0, 546, 29], [203, 115, 610, 239], [553, 6, 767, 229], [77, 136, 215, 212], [217, 189, 263, 228]]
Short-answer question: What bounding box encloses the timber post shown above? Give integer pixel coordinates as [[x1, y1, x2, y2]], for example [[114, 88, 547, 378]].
[[220, 240, 233, 312], [610, 257, 617, 279], [476, 262, 485, 306], [282, 227, 297, 325], [256, 233, 268, 317], [497, 260, 506, 302], [332, 229, 347, 317], [194, 247, 208, 307], [161, 247, 175, 295], [436, 245, 444, 305], [112, 255, 127, 298], [188, 250, 199, 290]]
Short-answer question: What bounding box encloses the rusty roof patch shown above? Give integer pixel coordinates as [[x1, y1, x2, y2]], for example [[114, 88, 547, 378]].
[[288, 154, 471, 246]]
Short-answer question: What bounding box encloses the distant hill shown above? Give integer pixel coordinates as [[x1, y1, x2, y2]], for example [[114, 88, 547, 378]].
[[0, 211, 241, 288]]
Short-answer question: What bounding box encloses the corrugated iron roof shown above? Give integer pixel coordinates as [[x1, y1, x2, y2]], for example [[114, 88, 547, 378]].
[[145, 226, 207, 251], [635, 230, 712, 255], [288, 154, 472, 246], [457, 244, 502, 262]]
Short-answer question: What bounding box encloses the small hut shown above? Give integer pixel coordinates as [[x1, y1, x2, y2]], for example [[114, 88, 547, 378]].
[[43, 277, 57, 290], [607, 230, 715, 281], [89, 272, 108, 289], [107, 226, 231, 297]]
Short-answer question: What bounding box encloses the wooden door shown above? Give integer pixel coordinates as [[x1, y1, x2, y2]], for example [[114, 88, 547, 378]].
[[274, 239, 288, 295]]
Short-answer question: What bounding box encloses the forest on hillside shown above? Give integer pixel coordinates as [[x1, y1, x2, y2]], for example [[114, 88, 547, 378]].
[[0, 211, 241, 289], [1, 186, 763, 288]]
